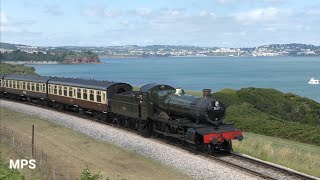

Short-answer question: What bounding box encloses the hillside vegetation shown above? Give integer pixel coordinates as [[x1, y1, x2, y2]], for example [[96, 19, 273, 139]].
[[0, 50, 100, 64], [215, 88, 320, 145], [0, 63, 37, 75]]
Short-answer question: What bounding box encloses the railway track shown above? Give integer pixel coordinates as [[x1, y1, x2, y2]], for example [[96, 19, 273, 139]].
[[159, 139, 318, 180], [227, 152, 318, 180], [1, 98, 318, 180]]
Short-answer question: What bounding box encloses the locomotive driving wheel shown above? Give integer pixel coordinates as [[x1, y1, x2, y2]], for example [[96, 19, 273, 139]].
[[163, 124, 172, 141], [205, 144, 213, 155], [152, 122, 160, 138]]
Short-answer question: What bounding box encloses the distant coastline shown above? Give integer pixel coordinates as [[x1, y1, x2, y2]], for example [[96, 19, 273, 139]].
[[99, 55, 142, 59], [1, 61, 104, 65], [1, 42, 320, 60], [2, 61, 60, 65]]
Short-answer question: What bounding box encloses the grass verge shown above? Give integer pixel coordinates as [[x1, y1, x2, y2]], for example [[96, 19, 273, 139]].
[[233, 132, 320, 177], [0, 107, 190, 180]]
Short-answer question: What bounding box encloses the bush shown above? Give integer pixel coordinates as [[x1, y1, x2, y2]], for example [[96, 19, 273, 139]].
[[0, 63, 37, 75], [0, 158, 24, 180], [211, 87, 320, 145], [80, 164, 126, 180], [80, 165, 103, 180]]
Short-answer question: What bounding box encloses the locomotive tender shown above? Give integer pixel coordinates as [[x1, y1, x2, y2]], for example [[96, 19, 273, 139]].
[[0, 74, 243, 153]]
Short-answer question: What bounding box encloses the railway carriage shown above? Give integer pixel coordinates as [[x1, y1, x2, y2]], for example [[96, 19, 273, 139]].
[[47, 77, 132, 114], [3, 75, 50, 102]]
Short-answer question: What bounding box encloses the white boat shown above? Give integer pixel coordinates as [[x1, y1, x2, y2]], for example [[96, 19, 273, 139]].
[[308, 78, 320, 85]]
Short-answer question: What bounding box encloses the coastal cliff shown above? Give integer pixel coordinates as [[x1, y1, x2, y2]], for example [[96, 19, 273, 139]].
[[63, 55, 100, 64]]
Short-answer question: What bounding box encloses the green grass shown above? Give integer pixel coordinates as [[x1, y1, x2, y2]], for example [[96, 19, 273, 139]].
[[0, 108, 190, 180], [233, 132, 320, 177]]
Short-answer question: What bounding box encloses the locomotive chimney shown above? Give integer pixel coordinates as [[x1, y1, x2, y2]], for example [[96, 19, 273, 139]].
[[203, 89, 212, 98]]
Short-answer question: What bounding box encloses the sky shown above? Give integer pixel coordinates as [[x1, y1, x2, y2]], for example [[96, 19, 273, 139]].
[[0, 0, 319, 47]]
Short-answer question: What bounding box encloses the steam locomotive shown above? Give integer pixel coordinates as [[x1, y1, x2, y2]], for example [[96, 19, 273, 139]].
[[0, 74, 243, 153]]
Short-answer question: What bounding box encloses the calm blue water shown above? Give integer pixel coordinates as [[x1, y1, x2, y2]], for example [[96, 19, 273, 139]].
[[30, 56, 320, 102]]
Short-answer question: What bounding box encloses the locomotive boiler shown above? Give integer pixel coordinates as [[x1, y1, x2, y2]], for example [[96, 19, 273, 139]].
[[150, 88, 226, 125]]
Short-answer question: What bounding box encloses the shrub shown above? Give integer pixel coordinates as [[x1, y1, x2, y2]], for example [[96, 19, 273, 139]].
[[211, 87, 320, 145], [0, 158, 24, 180]]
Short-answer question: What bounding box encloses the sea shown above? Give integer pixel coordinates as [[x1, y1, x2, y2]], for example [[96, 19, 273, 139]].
[[30, 56, 320, 102]]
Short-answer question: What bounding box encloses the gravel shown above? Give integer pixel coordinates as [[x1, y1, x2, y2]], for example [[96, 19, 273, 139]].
[[1, 100, 259, 180]]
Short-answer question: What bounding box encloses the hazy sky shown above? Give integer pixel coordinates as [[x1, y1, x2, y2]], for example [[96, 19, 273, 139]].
[[1, 0, 319, 47]]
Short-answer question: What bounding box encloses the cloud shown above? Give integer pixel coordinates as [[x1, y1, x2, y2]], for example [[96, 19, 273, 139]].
[[81, 6, 121, 18], [234, 7, 292, 24], [215, 0, 234, 4], [264, 26, 277, 32], [263, 0, 287, 2], [0, 12, 19, 32], [216, 0, 287, 4], [81, 6, 103, 17], [104, 9, 121, 17], [240, 31, 247, 36], [135, 8, 153, 16], [295, 24, 311, 31], [161, 9, 185, 16], [44, 5, 63, 15], [0, 12, 8, 24], [199, 11, 216, 18], [306, 9, 320, 16]]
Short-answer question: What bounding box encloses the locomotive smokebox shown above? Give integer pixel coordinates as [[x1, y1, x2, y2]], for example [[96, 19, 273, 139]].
[[203, 89, 212, 98]]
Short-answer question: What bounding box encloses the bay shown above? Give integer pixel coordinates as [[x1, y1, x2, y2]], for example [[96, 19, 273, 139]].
[[30, 56, 320, 102]]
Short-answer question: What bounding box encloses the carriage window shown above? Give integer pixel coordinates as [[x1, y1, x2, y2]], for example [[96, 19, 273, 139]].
[[22, 82, 26, 90], [30, 83, 34, 91], [64, 87, 68, 96], [77, 89, 81, 99], [69, 87, 73, 97], [41, 84, 45, 92], [8, 80, 12, 88], [53, 85, 57, 94], [27, 83, 30, 90], [17, 81, 20, 89], [13, 81, 16, 88], [58, 86, 62, 95], [36, 83, 40, 91], [83, 89, 88, 100], [90, 90, 94, 101], [97, 91, 101, 102]]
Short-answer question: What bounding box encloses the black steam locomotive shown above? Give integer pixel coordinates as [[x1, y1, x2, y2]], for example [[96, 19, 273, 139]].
[[0, 75, 243, 153]]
